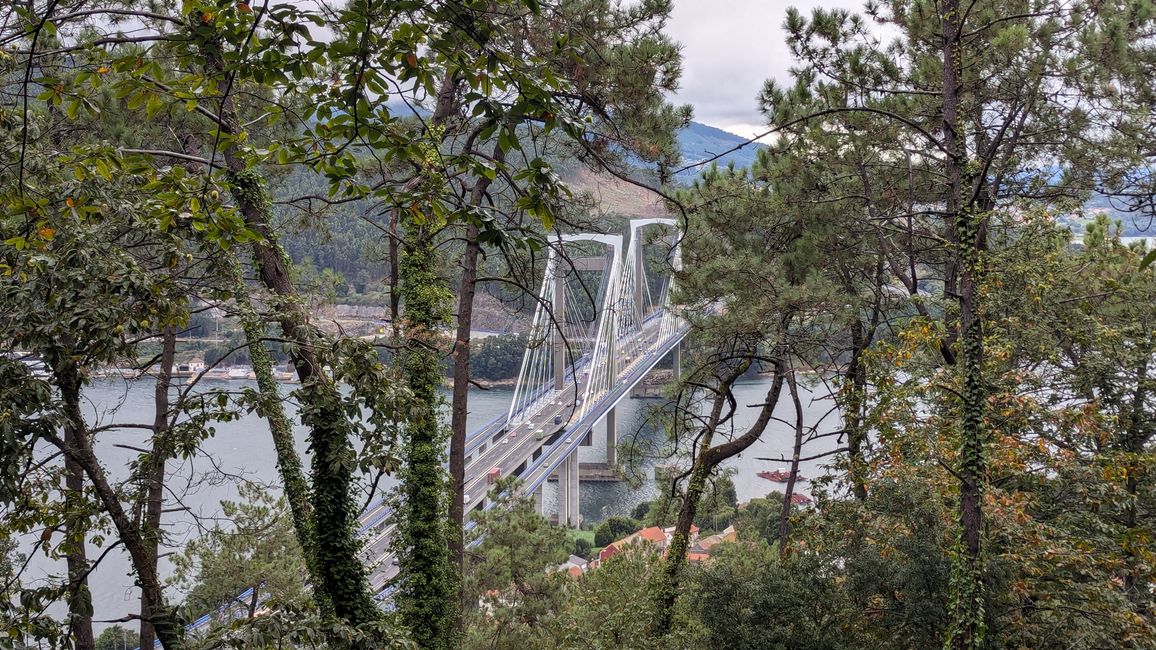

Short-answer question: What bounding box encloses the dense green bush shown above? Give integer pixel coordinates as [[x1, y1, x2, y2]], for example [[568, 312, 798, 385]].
[[593, 516, 642, 547]]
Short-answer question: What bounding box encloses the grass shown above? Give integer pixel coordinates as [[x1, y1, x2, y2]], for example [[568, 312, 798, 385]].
[[568, 528, 595, 545]]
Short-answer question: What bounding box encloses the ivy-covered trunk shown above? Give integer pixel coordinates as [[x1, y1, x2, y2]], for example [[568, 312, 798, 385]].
[[942, 1, 988, 646], [396, 217, 457, 649], [226, 168, 379, 628], [229, 262, 331, 617], [192, 13, 381, 625]]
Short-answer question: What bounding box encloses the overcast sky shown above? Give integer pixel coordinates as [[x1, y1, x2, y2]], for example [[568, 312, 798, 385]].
[[666, 0, 861, 138]]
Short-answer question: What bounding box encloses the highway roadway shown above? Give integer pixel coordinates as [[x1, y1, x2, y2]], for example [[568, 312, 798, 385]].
[[359, 316, 670, 593]]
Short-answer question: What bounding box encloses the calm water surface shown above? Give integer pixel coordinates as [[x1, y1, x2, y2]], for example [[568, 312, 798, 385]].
[[36, 374, 837, 629]]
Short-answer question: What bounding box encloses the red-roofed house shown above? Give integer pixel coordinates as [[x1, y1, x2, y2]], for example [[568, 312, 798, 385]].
[[638, 526, 667, 546], [599, 543, 621, 562], [597, 523, 711, 566]]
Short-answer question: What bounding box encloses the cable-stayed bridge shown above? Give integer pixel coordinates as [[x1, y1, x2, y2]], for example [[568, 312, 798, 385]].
[[163, 220, 688, 640], [359, 218, 687, 595]]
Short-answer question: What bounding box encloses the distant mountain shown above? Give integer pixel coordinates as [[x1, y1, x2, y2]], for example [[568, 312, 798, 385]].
[[673, 121, 765, 184], [379, 98, 761, 183], [560, 121, 766, 218]]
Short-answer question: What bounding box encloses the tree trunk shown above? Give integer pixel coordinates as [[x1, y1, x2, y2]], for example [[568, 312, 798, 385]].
[[248, 583, 261, 619], [449, 145, 503, 615], [397, 224, 456, 649], [394, 70, 463, 647], [389, 208, 401, 331], [941, 1, 987, 647], [59, 364, 95, 650], [51, 406, 184, 649], [139, 327, 175, 650], [196, 19, 380, 625], [230, 264, 331, 617], [1122, 350, 1148, 605], [180, 132, 329, 617], [448, 225, 479, 599], [777, 370, 805, 558], [845, 320, 869, 501], [46, 85, 92, 649], [655, 357, 785, 634]]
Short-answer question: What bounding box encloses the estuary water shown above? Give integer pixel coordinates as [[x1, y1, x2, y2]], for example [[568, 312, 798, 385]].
[[34, 374, 839, 630]]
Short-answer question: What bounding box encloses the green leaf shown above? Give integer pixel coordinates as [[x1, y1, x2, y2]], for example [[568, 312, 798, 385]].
[[145, 95, 163, 119], [3, 236, 27, 251]]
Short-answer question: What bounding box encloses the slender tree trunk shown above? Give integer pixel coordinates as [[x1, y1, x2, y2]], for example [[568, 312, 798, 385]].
[[1122, 350, 1148, 606], [248, 583, 260, 619], [389, 209, 401, 330], [43, 36, 92, 648], [397, 223, 456, 649], [59, 364, 95, 650], [448, 225, 479, 594], [449, 145, 503, 615], [139, 327, 175, 650], [845, 321, 869, 501], [942, 2, 987, 647], [655, 357, 785, 635], [51, 398, 184, 649], [777, 370, 805, 558]]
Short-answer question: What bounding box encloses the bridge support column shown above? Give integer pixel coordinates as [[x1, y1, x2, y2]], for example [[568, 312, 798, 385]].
[[554, 270, 565, 391], [533, 484, 544, 515], [605, 408, 617, 466], [559, 454, 580, 527], [673, 341, 682, 380], [634, 229, 645, 323]]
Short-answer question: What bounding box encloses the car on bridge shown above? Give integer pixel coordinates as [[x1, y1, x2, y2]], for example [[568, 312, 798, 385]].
[[535, 428, 548, 440], [554, 414, 563, 425]]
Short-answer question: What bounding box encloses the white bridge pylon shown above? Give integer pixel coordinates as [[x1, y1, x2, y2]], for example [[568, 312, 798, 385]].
[[498, 220, 684, 523], [506, 233, 622, 427], [506, 220, 682, 431]]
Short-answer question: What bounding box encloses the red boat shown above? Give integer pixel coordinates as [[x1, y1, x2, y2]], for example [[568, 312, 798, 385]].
[[757, 469, 806, 483], [789, 493, 813, 505]]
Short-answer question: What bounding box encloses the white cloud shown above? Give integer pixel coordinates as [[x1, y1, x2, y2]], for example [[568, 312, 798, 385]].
[[666, 0, 864, 130]]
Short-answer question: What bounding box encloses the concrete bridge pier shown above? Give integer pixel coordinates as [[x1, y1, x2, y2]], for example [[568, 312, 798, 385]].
[[673, 341, 682, 380], [533, 484, 544, 515], [559, 453, 581, 526], [605, 407, 617, 466]]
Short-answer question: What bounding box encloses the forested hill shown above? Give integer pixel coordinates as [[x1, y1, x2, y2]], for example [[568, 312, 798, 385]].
[[672, 121, 764, 183], [377, 98, 763, 182], [273, 118, 763, 294]]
